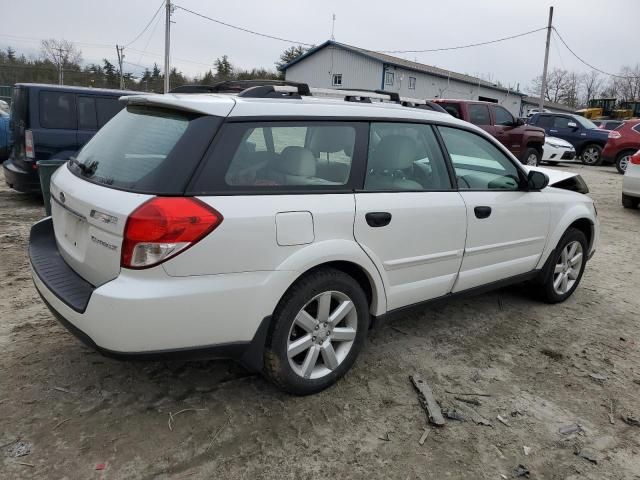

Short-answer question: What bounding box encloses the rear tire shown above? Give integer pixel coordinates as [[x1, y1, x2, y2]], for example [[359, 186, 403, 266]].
[[622, 193, 640, 209], [581, 144, 603, 166], [523, 148, 540, 166], [263, 268, 369, 395], [616, 150, 635, 174], [539, 228, 588, 303]]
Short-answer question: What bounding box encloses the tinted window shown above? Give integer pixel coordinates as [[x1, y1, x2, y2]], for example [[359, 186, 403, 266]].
[[77, 96, 97, 130], [39, 91, 75, 129], [441, 103, 461, 119], [439, 126, 521, 190], [96, 97, 124, 127], [633, 124, 640, 134], [222, 123, 356, 187], [535, 115, 553, 128], [365, 123, 451, 191], [70, 106, 196, 193], [553, 116, 573, 129], [468, 104, 491, 125], [494, 106, 514, 126]]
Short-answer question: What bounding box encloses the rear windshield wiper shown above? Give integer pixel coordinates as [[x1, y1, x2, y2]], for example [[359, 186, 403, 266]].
[[69, 157, 98, 176]]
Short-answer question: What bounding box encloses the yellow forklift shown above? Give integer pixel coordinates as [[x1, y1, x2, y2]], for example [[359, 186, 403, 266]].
[[613, 101, 640, 119]]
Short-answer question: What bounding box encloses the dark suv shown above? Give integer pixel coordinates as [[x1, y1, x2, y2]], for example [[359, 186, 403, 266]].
[[528, 113, 611, 166], [3, 83, 137, 193], [433, 99, 546, 166]]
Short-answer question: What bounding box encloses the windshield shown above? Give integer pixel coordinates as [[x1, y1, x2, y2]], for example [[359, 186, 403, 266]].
[[70, 105, 195, 193], [573, 115, 598, 130]]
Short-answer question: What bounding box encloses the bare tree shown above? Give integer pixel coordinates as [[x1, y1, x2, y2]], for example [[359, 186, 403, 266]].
[[528, 68, 571, 104], [615, 64, 640, 102], [580, 71, 603, 106], [41, 39, 82, 85]]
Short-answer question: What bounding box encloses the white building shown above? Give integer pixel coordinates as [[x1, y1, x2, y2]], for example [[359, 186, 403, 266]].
[[281, 40, 525, 116]]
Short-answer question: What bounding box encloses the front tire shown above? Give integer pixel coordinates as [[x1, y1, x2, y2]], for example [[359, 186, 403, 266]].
[[263, 268, 369, 395], [540, 228, 588, 303], [523, 147, 540, 166], [581, 144, 603, 166]]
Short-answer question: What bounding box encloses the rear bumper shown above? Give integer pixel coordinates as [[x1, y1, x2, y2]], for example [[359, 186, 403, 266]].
[[29, 218, 297, 370], [3, 158, 40, 193]]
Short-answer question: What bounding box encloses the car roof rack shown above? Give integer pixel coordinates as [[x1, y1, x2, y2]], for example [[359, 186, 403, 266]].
[[169, 80, 311, 96]]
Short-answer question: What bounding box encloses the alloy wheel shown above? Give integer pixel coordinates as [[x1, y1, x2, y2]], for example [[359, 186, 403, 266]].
[[553, 241, 583, 295], [287, 291, 358, 380], [582, 147, 600, 165], [526, 154, 538, 166], [619, 155, 631, 173]]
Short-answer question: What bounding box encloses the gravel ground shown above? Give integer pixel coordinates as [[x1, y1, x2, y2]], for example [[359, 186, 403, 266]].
[[1, 165, 639, 480]]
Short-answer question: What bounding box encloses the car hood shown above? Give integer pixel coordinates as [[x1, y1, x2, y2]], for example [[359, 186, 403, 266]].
[[524, 165, 590, 194], [545, 136, 573, 148]]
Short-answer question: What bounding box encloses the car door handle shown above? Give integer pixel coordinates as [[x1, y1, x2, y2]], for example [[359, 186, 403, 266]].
[[365, 212, 392, 227], [474, 206, 492, 219]]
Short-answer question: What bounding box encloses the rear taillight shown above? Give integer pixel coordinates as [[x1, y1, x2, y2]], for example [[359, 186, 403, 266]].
[[121, 197, 223, 269], [608, 131, 621, 139], [631, 151, 640, 165], [25, 129, 34, 158]]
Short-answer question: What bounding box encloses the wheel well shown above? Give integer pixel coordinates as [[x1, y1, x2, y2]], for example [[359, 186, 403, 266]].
[[310, 261, 374, 307], [569, 218, 593, 251], [526, 142, 543, 154], [616, 149, 637, 160]]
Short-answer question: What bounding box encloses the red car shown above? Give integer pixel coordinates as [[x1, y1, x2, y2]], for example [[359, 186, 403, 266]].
[[602, 119, 640, 173]]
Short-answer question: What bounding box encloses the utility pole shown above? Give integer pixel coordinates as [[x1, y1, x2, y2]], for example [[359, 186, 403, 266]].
[[55, 47, 65, 85], [539, 6, 554, 112], [331, 14, 336, 41], [164, 0, 172, 93], [116, 45, 125, 89]]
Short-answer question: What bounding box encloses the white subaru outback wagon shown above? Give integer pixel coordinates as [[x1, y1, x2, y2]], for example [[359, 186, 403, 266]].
[[29, 82, 598, 395]]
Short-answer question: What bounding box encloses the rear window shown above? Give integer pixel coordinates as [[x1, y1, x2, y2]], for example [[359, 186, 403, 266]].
[[39, 91, 76, 129], [69, 106, 216, 194]]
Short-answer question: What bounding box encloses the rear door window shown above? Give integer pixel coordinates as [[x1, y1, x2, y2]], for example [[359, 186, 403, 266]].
[[69, 106, 218, 194], [440, 103, 462, 119], [191, 121, 364, 193], [468, 104, 491, 126], [77, 96, 97, 130], [96, 97, 124, 127], [39, 91, 76, 129]]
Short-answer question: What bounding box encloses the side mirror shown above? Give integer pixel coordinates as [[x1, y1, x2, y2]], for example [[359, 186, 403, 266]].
[[567, 121, 578, 129], [527, 170, 549, 190]]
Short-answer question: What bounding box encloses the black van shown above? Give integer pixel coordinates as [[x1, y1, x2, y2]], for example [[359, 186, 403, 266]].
[[3, 83, 138, 193]]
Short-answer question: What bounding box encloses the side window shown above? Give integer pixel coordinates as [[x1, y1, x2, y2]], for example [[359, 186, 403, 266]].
[[385, 71, 394, 86], [408, 77, 416, 89], [39, 91, 75, 129], [77, 96, 97, 130], [365, 123, 452, 191], [468, 104, 491, 126], [633, 124, 640, 134], [332, 74, 342, 86], [223, 123, 356, 187], [441, 103, 462, 119], [535, 115, 553, 128], [494, 105, 514, 126], [439, 126, 522, 191], [553, 116, 572, 129], [96, 97, 124, 127]]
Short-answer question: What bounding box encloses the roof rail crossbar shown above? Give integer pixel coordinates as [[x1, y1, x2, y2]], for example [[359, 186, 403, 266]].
[[237, 82, 311, 99], [310, 87, 399, 103], [170, 80, 311, 96]]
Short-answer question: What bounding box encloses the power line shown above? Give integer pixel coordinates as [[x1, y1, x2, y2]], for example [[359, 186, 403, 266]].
[[124, 0, 165, 48], [379, 27, 547, 54], [173, 4, 314, 46], [552, 27, 640, 79]]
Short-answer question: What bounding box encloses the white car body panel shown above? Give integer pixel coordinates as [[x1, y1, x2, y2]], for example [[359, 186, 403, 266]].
[[622, 162, 640, 198], [33, 92, 599, 358], [542, 136, 578, 163]]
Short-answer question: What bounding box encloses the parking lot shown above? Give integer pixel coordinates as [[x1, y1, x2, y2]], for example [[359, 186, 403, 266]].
[[0, 164, 638, 479]]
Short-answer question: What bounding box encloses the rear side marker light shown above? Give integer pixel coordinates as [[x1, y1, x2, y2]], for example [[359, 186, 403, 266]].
[[121, 197, 223, 269]]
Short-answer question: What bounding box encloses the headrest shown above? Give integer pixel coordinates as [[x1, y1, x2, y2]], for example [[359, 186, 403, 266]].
[[278, 146, 316, 177], [369, 135, 417, 171], [308, 127, 355, 156]]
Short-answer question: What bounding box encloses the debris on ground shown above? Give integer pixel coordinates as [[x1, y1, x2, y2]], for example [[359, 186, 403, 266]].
[[523, 446, 531, 456], [410, 374, 445, 426], [496, 415, 510, 426], [442, 409, 466, 421], [454, 396, 481, 406], [167, 408, 207, 431], [444, 390, 491, 397], [541, 348, 564, 360], [514, 464, 530, 477], [575, 447, 599, 464], [559, 424, 583, 435], [621, 414, 640, 427], [418, 429, 429, 445], [53, 386, 75, 394], [5, 441, 31, 458], [378, 432, 391, 441], [95, 463, 106, 470], [589, 373, 608, 383]]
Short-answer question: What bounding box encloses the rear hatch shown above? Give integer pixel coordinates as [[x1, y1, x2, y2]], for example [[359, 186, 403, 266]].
[[50, 102, 227, 286]]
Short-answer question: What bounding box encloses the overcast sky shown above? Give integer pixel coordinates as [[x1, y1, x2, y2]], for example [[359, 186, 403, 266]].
[[3, 0, 638, 91]]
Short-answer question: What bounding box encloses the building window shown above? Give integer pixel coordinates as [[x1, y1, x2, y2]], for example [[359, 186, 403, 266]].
[[408, 77, 416, 89], [385, 71, 394, 86], [332, 74, 342, 86]]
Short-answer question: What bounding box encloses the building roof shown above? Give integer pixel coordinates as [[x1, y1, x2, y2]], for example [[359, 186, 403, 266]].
[[280, 40, 525, 96], [521, 95, 575, 113]]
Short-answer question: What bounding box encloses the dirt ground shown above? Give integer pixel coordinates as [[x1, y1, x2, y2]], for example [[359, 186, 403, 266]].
[[1, 165, 639, 480]]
